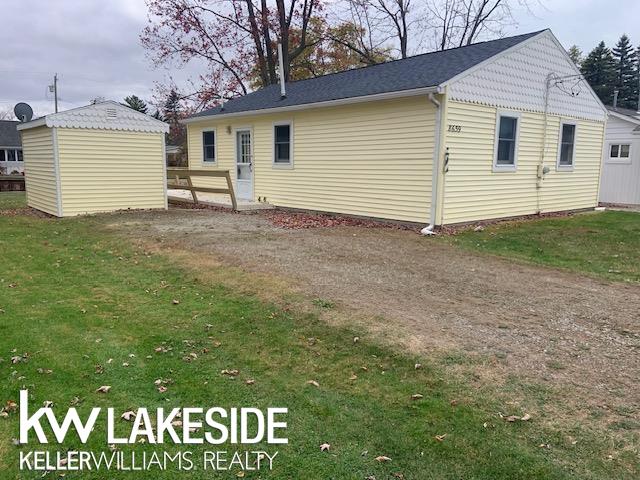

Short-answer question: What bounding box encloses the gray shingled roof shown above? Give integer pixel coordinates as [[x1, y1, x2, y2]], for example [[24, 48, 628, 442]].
[[190, 30, 544, 119], [0, 120, 21, 147], [607, 105, 640, 120]]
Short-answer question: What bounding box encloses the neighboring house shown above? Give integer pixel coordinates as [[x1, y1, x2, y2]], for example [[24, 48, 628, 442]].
[[599, 106, 640, 205], [183, 29, 607, 229], [166, 144, 185, 167], [0, 120, 23, 175], [17, 101, 169, 217]]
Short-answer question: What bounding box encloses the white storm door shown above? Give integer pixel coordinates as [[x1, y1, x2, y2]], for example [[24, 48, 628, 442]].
[[235, 130, 253, 200]]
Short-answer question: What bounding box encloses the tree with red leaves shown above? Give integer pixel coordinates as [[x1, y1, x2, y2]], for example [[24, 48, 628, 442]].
[[142, 0, 322, 110]]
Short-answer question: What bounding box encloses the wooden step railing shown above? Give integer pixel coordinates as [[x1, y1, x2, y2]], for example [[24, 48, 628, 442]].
[[167, 168, 237, 211]]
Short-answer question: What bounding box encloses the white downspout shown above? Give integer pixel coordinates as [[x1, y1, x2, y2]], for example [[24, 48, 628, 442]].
[[421, 92, 442, 235]]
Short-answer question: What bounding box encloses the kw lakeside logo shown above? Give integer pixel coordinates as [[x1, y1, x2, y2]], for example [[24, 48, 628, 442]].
[[16, 390, 287, 473]]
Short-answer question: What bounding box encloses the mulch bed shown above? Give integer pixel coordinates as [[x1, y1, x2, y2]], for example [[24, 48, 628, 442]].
[[438, 209, 588, 235], [263, 210, 420, 231]]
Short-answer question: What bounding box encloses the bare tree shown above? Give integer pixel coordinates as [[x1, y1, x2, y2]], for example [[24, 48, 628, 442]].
[[0, 108, 16, 120], [428, 0, 531, 51], [335, 0, 418, 59]]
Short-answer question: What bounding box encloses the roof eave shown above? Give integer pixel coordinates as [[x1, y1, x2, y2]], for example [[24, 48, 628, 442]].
[[16, 118, 47, 131], [182, 85, 442, 124], [608, 110, 640, 126]]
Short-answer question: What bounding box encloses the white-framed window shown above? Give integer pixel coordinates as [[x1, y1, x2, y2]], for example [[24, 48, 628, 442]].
[[202, 129, 216, 164], [273, 121, 293, 167], [607, 143, 632, 164], [557, 121, 576, 170], [493, 112, 520, 171], [0, 149, 22, 162]]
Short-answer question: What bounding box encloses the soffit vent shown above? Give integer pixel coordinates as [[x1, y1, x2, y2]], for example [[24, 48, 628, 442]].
[[106, 108, 117, 118]]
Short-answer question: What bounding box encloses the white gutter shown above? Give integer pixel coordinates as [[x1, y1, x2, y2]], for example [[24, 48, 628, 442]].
[[181, 86, 439, 124], [421, 92, 443, 235]]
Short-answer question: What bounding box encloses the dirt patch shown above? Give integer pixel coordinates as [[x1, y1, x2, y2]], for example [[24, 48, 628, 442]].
[[104, 207, 640, 432]]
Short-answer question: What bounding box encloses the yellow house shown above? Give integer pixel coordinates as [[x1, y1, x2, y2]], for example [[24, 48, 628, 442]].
[[17, 102, 169, 217], [183, 29, 608, 231]]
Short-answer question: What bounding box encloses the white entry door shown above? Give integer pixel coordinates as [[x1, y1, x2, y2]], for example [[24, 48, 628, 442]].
[[235, 129, 253, 200]]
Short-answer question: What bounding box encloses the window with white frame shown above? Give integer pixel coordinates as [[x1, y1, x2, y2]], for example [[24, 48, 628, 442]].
[[558, 122, 576, 168], [494, 114, 519, 169], [608, 143, 631, 161], [273, 123, 292, 165], [202, 130, 216, 163]]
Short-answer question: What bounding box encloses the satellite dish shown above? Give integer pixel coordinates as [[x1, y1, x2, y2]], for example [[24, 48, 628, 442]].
[[14, 103, 34, 122]]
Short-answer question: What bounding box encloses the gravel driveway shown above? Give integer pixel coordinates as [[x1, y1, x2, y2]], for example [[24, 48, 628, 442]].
[[107, 208, 640, 427]]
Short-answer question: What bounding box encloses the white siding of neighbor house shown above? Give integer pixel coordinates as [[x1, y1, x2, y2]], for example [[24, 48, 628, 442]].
[[21, 126, 59, 216], [187, 96, 437, 223], [599, 115, 640, 205]]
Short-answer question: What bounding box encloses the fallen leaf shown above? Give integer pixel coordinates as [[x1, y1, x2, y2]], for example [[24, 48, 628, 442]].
[[42, 401, 54, 408], [320, 443, 331, 452], [521, 413, 531, 421], [157, 386, 168, 393], [349, 374, 358, 381], [306, 380, 320, 388], [414, 363, 422, 370], [236, 472, 245, 478], [172, 299, 180, 305], [435, 434, 447, 442], [4, 401, 17, 412], [245, 379, 255, 385], [221, 369, 239, 377], [96, 386, 111, 394], [375, 455, 391, 463], [36, 368, 53, 374], [411, 394, 423, 401], [95, 364, 104, 374], [121, 411, 136, 421], [122, 362, 130, 367], [353, 336, 360, 343]]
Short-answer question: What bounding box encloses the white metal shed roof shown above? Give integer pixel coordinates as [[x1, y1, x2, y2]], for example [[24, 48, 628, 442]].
[[17, 101, 169, 134]]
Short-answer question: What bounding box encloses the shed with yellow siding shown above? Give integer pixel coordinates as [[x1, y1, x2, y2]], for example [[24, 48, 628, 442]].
[[183, 29, 608, 229], [17, 102, 169, 217]]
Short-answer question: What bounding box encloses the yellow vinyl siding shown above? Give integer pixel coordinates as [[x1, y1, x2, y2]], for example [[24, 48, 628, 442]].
[[187, 96, 436, 223], [56, 128, 165, 216], [441, 101, 604, 224], [21, 126, 58, 215]]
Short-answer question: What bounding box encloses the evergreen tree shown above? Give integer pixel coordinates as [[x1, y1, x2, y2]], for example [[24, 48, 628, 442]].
[[123, 95, 149, 114], [581, 41, 616, 105], [162, 89, 185, 146], [567, 45, 583, 67], [612, 34, 638, 108]]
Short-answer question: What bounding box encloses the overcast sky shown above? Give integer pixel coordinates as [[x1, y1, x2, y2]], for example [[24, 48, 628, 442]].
[[1, 0, 638, 117]]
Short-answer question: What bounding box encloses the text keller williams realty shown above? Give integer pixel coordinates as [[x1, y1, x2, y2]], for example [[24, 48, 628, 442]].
[[16, 390, 287, 472]]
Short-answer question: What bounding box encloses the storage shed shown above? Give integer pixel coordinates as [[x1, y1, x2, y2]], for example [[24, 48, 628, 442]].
[[17, 101, 169, 217]]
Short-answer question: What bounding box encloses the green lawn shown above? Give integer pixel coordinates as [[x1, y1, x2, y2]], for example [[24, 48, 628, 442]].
[[0, 194, 636, 479], [0, 191, 27, 210], [446, 211, 640, 283]]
